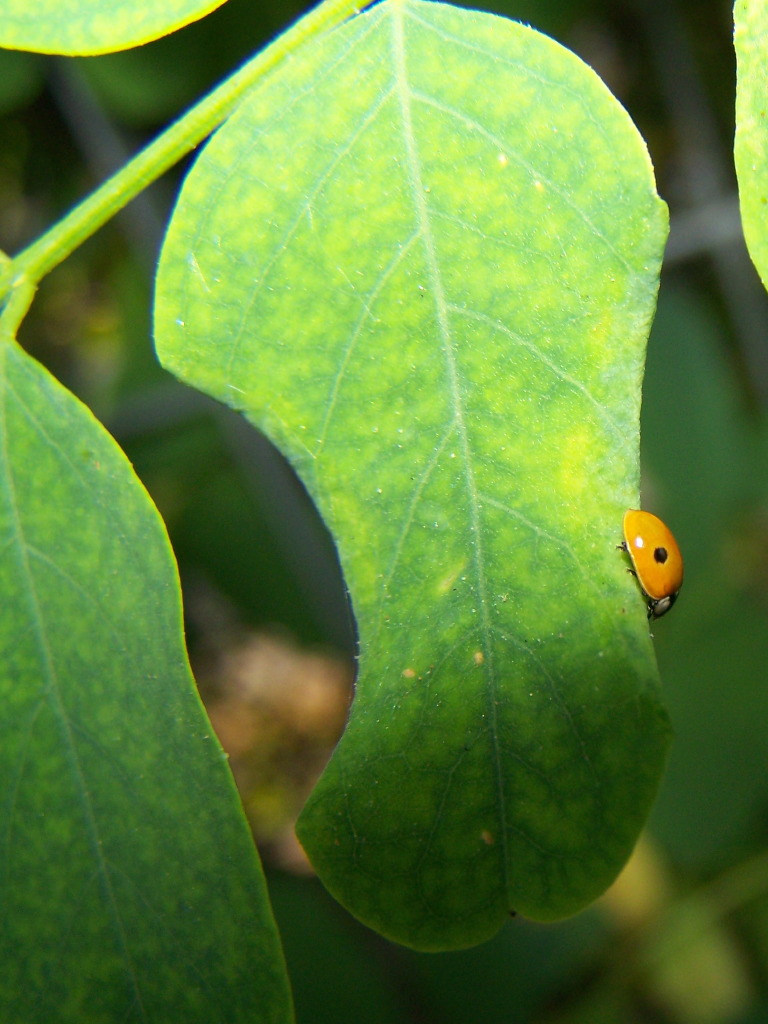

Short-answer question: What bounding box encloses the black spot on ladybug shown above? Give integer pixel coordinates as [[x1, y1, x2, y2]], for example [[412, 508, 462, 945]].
[[653, 546, 668, 564]]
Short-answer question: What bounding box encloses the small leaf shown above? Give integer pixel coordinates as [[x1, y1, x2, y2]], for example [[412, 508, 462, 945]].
[[0, 340, 292, 1022], [735, 0, 768, 288], [155, 0, 670, 950], [0, 0, 228, 56]]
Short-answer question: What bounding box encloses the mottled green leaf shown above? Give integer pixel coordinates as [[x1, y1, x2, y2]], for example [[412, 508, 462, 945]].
[[0, 0, 228, 56], [0, 340, 292, 1022], [735, 0, 768, 288], [155, 0, 670, 950]]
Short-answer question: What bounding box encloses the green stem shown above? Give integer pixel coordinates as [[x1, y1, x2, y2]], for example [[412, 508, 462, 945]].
[[0, 0, 363, 334]]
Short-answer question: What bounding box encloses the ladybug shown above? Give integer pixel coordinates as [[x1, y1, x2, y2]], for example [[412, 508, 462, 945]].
[[620, 509, 683, 619]]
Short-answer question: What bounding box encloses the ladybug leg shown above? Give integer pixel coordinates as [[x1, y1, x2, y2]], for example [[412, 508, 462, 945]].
[[618, 541, 637, 576]]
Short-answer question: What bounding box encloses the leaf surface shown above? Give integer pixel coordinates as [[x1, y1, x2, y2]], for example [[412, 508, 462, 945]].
[[0, 0, 227, 55], [735, 0, 768, 289], [155, 0, 670, 950], [0, 340, 292, 1022]]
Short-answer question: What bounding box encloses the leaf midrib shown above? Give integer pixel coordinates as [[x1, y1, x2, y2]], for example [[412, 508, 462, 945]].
[[391, 0, 511, 899]]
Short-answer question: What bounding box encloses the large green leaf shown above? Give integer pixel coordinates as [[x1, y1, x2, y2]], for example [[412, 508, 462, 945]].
[[0, 0, 228, 56], [735, 0, 768, 289], [155, 0, 670, 950], [0, 339, 293, 1022]]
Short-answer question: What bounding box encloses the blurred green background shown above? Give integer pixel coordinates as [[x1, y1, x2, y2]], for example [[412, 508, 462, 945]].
[[2, 0, 768, 1020]]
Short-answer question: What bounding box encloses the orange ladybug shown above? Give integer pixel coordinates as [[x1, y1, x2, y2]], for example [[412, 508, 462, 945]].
[[621, 509, 683, 619]]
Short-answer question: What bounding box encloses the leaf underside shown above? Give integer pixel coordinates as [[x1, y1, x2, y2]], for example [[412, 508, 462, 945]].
[[155, 0, 670, 950]]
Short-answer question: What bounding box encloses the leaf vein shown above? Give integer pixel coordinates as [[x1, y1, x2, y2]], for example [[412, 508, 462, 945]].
[[392, 1, 512, 899]]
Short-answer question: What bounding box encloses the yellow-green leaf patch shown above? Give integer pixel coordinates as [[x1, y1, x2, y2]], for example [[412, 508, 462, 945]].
[[0, 0, 228, 55], [735, 0, 768, 289]]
